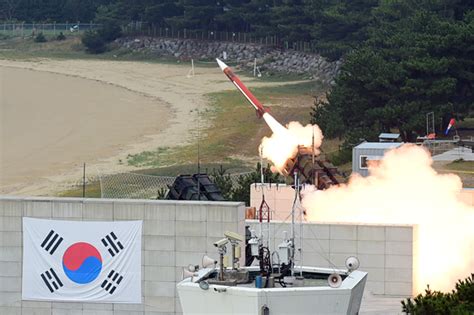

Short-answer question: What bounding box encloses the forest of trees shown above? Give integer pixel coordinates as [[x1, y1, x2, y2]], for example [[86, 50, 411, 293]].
[[1, 0, 472, 145], [5, 1, 469, 59], [311, 1, 473, 144]]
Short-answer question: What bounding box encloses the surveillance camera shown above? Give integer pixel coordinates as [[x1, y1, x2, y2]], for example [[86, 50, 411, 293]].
[[224, 231, 244, 242], [214, 238, 229, 247]]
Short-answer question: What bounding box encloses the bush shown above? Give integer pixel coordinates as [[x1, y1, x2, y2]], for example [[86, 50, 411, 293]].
[[81, 21, 122, 54], [81, 31, 107, 54], [34, 33, 47, 43], [402, 274, 474, 314], [97, 22, 122, 42], [56, 32, 66, 41]]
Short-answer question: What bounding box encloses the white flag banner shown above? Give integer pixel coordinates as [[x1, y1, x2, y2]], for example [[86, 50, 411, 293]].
[[22, 218, 142, 303]]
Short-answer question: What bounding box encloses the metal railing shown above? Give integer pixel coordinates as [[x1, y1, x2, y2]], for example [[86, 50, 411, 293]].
[[122, 22, 332, 54], [0, 22, 100, 37]]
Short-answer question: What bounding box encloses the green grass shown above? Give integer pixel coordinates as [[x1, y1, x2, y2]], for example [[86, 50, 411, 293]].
[[457, 117, 474, 129], [446, 160, 474, 173], [59, 180, 102, 198], [249, 71, 313, 82], [0, 36, 187, 64], [58, 161, 252, 198]]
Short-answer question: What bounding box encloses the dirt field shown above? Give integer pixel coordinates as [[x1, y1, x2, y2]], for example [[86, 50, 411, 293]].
[[0, 59, 306, 195]]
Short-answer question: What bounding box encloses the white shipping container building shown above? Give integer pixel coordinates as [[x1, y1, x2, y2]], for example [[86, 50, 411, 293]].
[[352, 142, 403, 177]]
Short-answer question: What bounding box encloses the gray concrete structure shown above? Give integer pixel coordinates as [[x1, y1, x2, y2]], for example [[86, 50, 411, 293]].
[[0, 196, 245, 315], [246, 221, 413, 296], [352, 142, 403, 176]]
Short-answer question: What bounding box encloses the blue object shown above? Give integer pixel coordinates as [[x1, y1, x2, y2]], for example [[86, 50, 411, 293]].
[[255, 275, 263, 288]]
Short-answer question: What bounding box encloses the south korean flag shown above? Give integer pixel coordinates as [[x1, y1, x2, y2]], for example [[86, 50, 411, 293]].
[[22, 218, 142, 303]]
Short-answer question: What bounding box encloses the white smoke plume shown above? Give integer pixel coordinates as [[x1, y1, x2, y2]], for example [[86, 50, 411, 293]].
[[301, 144, 474, 293]]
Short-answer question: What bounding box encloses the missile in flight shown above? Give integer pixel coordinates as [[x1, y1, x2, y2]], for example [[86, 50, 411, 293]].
[[216, 58, 268, 118]]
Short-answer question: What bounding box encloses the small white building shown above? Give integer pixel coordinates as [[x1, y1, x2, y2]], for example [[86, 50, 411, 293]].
[[378, 133, 401, 142], [352, 142, 403, 176]]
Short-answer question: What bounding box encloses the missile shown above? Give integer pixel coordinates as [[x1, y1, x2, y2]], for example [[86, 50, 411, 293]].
[[216, 58, 268, 118]]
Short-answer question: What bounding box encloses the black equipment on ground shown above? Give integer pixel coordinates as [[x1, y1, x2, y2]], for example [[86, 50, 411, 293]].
[[166, 174, 224, 201]]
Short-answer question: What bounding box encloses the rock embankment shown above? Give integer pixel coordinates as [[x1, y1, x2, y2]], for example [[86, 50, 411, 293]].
[[116, 37, 340, 84]]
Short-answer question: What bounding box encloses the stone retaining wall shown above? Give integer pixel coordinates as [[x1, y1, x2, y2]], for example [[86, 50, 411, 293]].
[[116, 37, 341, 84]]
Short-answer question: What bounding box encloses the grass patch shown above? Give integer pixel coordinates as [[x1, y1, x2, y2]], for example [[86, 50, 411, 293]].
[[59, 180, 101, 198], [58, 161, 251, 198], [0, 36, 190, 64], [446, 160, 474, 173], [135, 161, 251, 176], [250, 71, 313, 82], [457, 117, 474, 129]]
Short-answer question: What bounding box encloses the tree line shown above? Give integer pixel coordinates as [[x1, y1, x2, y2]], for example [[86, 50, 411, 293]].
[[311, 0, 473, 147], [2, 0, 458, 60]]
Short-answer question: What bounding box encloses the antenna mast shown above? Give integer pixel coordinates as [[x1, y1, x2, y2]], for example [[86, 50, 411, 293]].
[[197, 106, 201, 200]]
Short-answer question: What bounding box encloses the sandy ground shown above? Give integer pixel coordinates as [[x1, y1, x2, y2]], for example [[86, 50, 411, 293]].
[[0, 58, 298, 195]]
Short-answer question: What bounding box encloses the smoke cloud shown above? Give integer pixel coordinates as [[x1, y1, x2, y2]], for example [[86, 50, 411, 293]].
[[301, 144, 474, 293]]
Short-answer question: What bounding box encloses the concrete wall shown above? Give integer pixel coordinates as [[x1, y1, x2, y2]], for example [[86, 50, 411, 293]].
[[246, 221, 413, 296], [0, 196, 245, 315]]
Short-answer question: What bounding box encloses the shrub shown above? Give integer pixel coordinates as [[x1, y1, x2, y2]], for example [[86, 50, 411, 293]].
[[56, 32, 66, 41], [81, 21, 122, 54], [97, 22, 122, 42], [402, 274, 474, 314], [34, 33, 47, 43], [81, 31, 106, 54]]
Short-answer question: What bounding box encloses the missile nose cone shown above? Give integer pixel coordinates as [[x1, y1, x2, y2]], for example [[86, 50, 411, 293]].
[[216, 58, 228, 71]]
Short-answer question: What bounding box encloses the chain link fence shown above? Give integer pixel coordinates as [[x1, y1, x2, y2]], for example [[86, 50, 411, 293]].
[[1, 21, 334, 55], [422, 140, 459, 156], [0, 22, 100, 37], [123, 22, 323, 54], [98, 171, 252, 200]]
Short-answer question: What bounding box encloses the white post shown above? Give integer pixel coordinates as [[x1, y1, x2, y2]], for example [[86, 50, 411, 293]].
[[191, 59, 195, 76], [253, 58, 257, 77]]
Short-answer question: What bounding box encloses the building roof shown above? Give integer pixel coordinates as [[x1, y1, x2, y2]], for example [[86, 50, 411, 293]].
[[378, 133, 400, 139], [354, 142, 404, 150]]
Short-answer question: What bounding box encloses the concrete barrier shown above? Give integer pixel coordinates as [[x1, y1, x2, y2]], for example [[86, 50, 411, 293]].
[[0, 196, 245, 315]]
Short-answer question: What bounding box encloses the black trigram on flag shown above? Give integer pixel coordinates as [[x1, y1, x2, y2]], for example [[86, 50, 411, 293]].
[[41, 268, 63, 293], [101, 232, 124, 257], [40, 230, 63, 255], [101, 270, 123, 294]]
